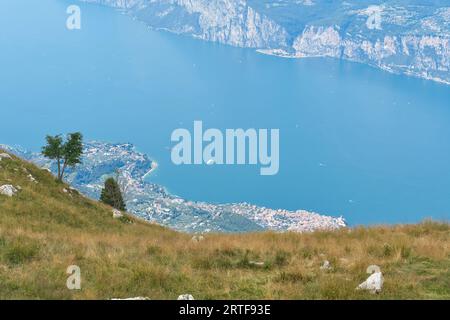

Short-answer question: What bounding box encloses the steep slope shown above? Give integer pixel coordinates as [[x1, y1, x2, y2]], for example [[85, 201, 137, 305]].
[[1, 142, 346, 233], [0, 150, 449, 299]]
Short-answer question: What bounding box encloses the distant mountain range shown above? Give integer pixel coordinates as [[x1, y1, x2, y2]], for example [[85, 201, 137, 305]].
[[1, 142, 345, 233], [80, 0, 450, 84]]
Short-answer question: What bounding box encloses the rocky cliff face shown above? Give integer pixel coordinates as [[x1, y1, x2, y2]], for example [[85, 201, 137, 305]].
[[83, 0, 288, 48], [1, 142, 345, 233], [80, 0, 450, 84], [290, 6, 450, 84]]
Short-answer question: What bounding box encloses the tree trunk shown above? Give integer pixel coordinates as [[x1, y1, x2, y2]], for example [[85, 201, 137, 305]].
[[57, 157, 61, 181], [60, 159, 68, 181]]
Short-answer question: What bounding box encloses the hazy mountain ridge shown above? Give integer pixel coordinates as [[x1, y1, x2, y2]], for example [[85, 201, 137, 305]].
[[1, 142, 345, 233], [80, 0, 450, 84]]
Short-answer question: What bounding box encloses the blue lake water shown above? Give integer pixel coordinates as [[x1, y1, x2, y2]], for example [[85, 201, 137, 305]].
[[1, 0, 450, 225]]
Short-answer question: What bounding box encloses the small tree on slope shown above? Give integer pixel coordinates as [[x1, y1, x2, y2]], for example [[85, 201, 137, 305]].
[[100, 177, 127, 211], [42, 132, 83, 181]]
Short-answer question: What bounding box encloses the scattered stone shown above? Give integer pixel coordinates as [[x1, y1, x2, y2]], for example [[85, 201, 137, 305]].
[[16, 186, 22, 191], [112, 209, 124, 219], [0, 185, 18, 197], [67, 187, 79, 195], [62, 188, 68, 193], [28, 174, 37, 183], [249, 261, 265, 267], [177, 294, 195, 300], [0, 153, 12, 161], [191, 235, 205, 243], [320, 260, 332, 270], [357, 272, 384, 294]]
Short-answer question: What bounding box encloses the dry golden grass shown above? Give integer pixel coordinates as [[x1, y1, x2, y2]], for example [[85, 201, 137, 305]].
[[0, 150, 449, 299]]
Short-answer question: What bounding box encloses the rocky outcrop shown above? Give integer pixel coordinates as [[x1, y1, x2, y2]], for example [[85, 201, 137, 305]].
[[320, 260, 331, 271], [112, 209, 124, 219], [27, 174, 37, 183], [175, 0, 288, 48], [191, 235, 204, 243], [357, 272, 384, 294], [83, 0, 288, 49], [293, 26, 450, 84], [0, 185, 18, 197], [0, 153, 12, 161], [293, 26, 342, 58]]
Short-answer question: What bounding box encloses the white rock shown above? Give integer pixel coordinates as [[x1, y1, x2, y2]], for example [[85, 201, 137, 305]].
[[177, 294, 195, 300], [0, 185, 18, 197], [28, 174, 37, 183], [112, 209, 124, 219], [320, 260, 332, 270], [249, 261, 265, 267], [357, 272, 384, 294], [62, 188, 68, 193], [191, 235, 205, 243], [0, 153, 12, 161]]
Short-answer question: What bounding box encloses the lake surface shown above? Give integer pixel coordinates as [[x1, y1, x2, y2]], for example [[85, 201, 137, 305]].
[[1, 0, 450, 225]]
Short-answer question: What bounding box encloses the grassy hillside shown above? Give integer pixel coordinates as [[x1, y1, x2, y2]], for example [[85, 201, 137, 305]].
[[0, 150, 449, 300]]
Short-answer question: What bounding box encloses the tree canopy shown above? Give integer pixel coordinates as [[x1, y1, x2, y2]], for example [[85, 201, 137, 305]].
[[42, 132, 83, 181], [100, 177, 127, 211]]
